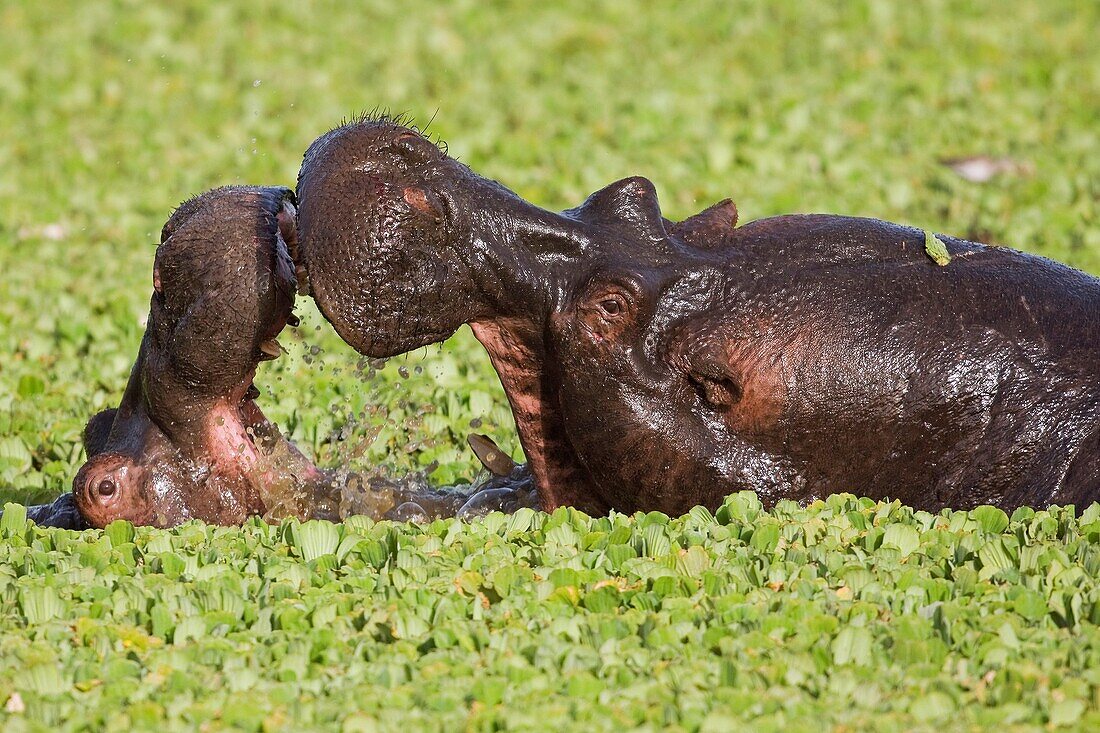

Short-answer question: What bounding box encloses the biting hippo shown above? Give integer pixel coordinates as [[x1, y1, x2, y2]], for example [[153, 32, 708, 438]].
[[294, 116, 1100, 515], [28, 186, 336, 529]]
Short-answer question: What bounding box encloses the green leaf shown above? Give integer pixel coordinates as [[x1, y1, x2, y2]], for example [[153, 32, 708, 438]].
[[749, 523, 780, 552], [1, 502, 28, 537], [17, 374, 46, 397], [978, 538, 1015, 577], [467, 389, 496, 417], [173, 616, 206, 645], [358, 540, 389, 569], [686, 505, 715, 527], [1049, 698, 1085, 727], [0, 438, 33, 473], [471, 677, 507, 706], [1012, 589, 1047, 621], [676, 545, 711, 576], [343, 515, 375, 534], [832, 626, 873, 665], [639, 523, 671, 557], [882, 524, 920, 556], [924, 230, 951, 266], [294, 519, 340, 562], [105, 519, 136, 546], [506, 508, 536, 534], [583, 585, 621, 613], [972, 505, 1009, 534], [1080, 503, 1100, 525], [20, 585, 64, 623], [19, 663, 68, 695], [909, 691, 956, 721]]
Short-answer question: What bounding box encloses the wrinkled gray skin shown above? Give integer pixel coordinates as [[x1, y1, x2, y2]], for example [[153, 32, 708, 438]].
[[295, 116, 1100, 516]]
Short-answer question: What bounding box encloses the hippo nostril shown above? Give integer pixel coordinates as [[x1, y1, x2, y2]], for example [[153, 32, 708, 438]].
[[96, 478, 116, 498]]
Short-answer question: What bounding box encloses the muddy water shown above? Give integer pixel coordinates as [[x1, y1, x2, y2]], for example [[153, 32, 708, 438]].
[[255, 335, 539, 523]]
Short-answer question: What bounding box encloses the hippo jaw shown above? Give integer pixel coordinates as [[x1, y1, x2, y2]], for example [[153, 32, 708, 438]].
[[295, 115, 605, 359], [295, 117, 481, 358], [73, 186, 327, 528]]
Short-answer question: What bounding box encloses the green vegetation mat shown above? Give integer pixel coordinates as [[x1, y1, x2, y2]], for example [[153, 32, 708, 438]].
[[3, 495, 1100, 732], [1, 0, 1097, 730]]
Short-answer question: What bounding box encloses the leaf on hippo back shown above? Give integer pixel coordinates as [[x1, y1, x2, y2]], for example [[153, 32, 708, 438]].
[[923, 230, 951, 266]]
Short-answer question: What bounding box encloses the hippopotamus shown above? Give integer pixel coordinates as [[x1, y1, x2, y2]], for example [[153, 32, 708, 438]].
[[27, 186, 335, 529], [20, 182, 537, 529], [293, 115, 1100, 515]]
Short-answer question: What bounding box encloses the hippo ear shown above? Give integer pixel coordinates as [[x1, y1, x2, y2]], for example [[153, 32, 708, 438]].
[[83, 408, 118, 457], [680, 340, 742, 410], [569, 177, 669, 242], [670, 199, 738, 250]]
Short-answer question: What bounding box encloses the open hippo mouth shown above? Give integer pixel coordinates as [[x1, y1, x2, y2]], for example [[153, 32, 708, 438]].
[[71, 186, 327, 528], [209, 198, 300, 474]]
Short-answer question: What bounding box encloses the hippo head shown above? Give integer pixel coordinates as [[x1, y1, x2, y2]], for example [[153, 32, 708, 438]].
[[73, 186, 321, 527], [296, 118, 758, 514], [145, 185, 299, 434]]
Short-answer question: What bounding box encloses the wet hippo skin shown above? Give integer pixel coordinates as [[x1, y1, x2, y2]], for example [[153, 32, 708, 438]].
[[294, 116, 1100, 516], [23, 186, 333, 529]]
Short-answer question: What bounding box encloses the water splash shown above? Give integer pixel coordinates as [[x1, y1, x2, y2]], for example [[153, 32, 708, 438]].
[[249, 326, 538, 523]]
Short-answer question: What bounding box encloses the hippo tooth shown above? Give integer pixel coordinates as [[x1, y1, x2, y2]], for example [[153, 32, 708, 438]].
[[295, 265, 310, 295], [258, 338, 283, 360]]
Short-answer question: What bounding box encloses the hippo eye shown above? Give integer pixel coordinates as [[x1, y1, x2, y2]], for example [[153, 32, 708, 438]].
[[96, 478, 117, 498], [598, 295, 626, 317]]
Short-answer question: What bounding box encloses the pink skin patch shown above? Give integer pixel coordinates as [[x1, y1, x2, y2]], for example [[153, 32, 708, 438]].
[[206, 401, 264, 474], [470, 319, 607, 513], [202, 371, 326, 516]]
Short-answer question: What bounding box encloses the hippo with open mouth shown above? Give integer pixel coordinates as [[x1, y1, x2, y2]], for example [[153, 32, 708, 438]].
[[27, 186, 334, 529], [22, 183, 536, 528], [294, 115, 1100, 515]]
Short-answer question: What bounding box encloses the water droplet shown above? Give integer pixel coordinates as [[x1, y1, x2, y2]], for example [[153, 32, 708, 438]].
[[390, 501, 428, 523], [253, 79, 262, 87]]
